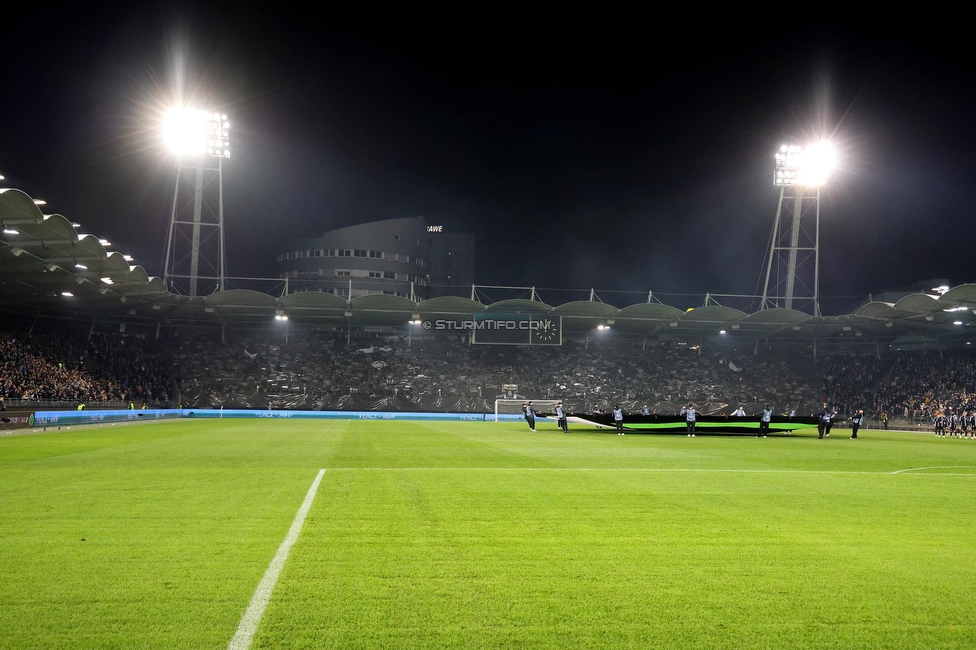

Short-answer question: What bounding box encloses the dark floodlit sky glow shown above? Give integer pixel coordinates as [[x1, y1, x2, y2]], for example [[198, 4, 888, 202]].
[[2, 11, 974, 313]]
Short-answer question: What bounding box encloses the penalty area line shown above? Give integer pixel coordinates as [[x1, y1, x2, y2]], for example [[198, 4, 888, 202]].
[[228, 469, 325, 650]]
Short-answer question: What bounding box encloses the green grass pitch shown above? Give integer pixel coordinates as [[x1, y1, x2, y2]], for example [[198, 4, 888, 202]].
[[2, 419, 975, 649]]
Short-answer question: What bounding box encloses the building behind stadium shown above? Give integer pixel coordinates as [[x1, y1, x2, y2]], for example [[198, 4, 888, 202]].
[[276, 216, 474, 299]]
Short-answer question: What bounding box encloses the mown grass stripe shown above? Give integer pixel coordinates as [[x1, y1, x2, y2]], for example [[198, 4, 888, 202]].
[[227, 469, 325, 650]]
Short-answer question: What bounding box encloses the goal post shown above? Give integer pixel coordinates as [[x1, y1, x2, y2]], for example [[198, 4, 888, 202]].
[[494, 399, 563, 422]]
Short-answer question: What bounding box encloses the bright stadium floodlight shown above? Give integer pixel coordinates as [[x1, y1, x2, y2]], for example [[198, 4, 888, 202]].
[[162, 106, 231, 297], [761, 139, 839, 316], [162, 108, 230, 159], [774, 142, 837, 187]]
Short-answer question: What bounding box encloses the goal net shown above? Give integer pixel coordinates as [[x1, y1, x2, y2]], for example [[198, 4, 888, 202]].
[[494, 399, 563, 422]]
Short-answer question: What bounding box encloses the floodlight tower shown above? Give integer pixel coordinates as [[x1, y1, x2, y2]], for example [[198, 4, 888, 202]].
[[162, 109, 230, 296], [760, 142, 835, 315]]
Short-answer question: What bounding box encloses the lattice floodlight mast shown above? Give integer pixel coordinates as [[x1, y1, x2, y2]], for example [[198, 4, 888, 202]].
[[162, 110, 230, 296], [760, 143, 835, 316]]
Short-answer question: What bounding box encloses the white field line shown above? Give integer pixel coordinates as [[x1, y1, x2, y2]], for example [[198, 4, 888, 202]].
[[228, 469, 326, 650], [889, 465, 976, 474], [324, 467, 976, 476]]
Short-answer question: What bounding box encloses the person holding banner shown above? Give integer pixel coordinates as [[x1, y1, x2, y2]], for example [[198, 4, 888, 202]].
[[850, 409, 864, 439], [555, 402, 568, 433], [522, 402, 537, 432], [680, 403, 697, 437]]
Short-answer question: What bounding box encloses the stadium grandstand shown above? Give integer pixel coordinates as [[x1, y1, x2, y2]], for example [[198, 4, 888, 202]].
[[5, 186, 976, 429]]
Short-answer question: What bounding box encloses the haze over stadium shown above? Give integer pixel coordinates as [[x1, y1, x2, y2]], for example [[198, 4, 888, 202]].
[[1, 13, 973, 308]]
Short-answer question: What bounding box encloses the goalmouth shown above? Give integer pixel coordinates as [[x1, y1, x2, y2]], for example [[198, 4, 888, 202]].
[[494, 399, 563, 422]]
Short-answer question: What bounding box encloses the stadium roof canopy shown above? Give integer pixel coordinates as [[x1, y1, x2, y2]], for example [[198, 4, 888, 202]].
[[5, 187, 976, 347], [0, 189, 170, 312]]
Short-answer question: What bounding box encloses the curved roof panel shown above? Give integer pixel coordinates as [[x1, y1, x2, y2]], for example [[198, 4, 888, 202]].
[[417, 296, 485, 315], [742, 308, 808, 325], [280, 291, 349, 311], [484, 299, 553, 314], [735, 308, 810, 334], [614, 303, 684, 321], [854, 302, 897, 319], [206, 289, 278, 309], [350, 294, 417, 312], [941, 284, 976, 304], [146, 276, 166, 293], [0, 188, 45, 223], [102, 251, 133, 273], [349, 294, 417, 326], [552, 301, 619, 318], [895, 293, 941, 312], [552, 300, 619, 333], [118, 266, 153, 287], [611, 303, 685, 334], [678, 305, 747, 326]]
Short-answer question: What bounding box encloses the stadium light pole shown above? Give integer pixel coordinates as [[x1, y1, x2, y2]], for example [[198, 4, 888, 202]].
[[161, 109, 230, 296], [760, 142, 836, 316]]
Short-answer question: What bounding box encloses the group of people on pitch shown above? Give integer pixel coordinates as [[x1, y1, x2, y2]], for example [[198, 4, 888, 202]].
[[933, 408, 976, 437], [523, 401, 783, 438], [521, 401, 624, 435], [818, 407, 865, 439], [521, 401, 569, 434]]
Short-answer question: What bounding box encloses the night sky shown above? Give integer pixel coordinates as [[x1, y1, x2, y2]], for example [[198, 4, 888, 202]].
[[2, 11, 973, 313]]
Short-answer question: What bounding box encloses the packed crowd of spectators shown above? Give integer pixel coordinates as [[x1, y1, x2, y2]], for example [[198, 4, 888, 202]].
[[871, 352, 976, 422], [815, 354, 881, 416], [813, 351, 976, 422], [165, 330, 821, 414], [7, 321, 976, 425], [0, 328, 172, 405]]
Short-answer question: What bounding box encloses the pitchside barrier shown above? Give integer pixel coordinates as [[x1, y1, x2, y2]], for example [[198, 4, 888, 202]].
[[29, 409, 530, 428], [27, 408, 820, 434]]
